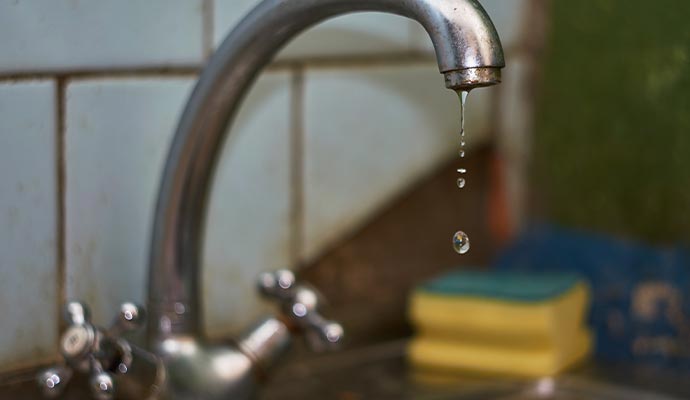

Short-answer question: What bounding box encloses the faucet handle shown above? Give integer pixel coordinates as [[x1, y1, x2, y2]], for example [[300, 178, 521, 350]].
[[258, 269, 297, 300], [258, 270, 344, 351], [37, 301, 146, 399]]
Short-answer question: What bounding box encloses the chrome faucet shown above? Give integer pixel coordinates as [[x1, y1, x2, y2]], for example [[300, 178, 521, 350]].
[[39, 0, 504, 398]]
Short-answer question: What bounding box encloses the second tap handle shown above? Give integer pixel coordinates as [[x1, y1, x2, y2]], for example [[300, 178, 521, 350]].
[[288, 286, 344, 350], [258, 270, 344, 350], [258, 269, 297, 300]]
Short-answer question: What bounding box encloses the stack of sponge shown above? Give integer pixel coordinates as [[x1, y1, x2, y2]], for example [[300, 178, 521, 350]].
[[408, 270, 592, 379]]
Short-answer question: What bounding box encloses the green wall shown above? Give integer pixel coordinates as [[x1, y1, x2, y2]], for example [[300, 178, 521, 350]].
[[534, 0, 690, 243]]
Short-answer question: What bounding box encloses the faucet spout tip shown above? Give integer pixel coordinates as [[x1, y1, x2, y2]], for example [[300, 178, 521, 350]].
[[444, 67, 502, 91]]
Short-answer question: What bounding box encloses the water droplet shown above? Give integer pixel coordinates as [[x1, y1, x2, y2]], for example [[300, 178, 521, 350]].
[[459, 91, 468, 133], [452, 92, 471, 254], [452, 231, 470, 254], [456, 91, 469, 183]]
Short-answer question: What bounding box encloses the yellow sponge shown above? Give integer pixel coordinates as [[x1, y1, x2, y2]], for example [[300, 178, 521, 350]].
[[407, 271, 592, 378], [409, 328, 592, 378], [410, 283, 589, 347]]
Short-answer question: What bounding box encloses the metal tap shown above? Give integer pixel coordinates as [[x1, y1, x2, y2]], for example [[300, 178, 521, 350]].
[[40, 0, 503, 398], [37, 302, 164, 399]]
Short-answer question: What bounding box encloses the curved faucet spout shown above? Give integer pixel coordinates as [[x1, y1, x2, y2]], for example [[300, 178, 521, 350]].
[[147, 0, 504, 344]]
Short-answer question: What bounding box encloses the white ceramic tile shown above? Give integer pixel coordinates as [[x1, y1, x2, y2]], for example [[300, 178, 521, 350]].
[[0, 81, 58, 370], [65, 73, 292, 336], [0, 0, 204, 73], [302, 63, 492, 261], [411, 0, 527, 54], [65, 77, 195, 326], [203, 72, 292, 336], [214, 0, 414, 59], [478, 0, 527, 49], [212, 0, 256, 42]]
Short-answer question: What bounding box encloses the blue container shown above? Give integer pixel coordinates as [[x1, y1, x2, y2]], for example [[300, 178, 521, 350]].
[[493, 225, 690, 368]]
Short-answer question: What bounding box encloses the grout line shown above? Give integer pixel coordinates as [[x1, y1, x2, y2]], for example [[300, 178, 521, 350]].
[[0, 66, 201, 82], [55, 77, 67, 334], [0, 52, 444, 82], [1, 80, 70, 381], [202, 0, 215, 60], [289, 65, 306, 267]]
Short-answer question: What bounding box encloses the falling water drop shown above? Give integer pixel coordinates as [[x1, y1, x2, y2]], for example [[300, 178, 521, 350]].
[[453, 91, 471, 255], [459, 91, 468, 138], [460, 91, 468, 133], [457, 91, 469, 184], [452, 231, 470, 254]]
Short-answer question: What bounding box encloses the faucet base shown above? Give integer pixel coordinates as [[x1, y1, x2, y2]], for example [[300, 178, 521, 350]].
[[153, 336, 256, 400], [152, 317, 291, 400]]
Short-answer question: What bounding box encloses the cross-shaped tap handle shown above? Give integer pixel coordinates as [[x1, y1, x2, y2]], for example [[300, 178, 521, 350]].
[[37, 301, 145, 399], [257, 270, 344, 351]]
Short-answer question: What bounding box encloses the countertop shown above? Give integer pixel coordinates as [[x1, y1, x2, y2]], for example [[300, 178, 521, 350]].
[[4, 340, 690, 399]]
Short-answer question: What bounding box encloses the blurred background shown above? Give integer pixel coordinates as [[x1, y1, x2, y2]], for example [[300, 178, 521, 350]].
[[1, 0, 690, 393]]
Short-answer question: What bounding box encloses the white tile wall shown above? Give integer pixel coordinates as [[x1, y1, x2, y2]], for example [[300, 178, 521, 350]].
[[214, 0, 417, 59], [64, 73, 291, 333], [0, 81, 58, 371], [65, 77, 196, 326], [203, 72, 292, 336], [302, 63, 492, 261], [0, 0, 204, 73], [0, 0, 532, 371], [279, 14, 416, 59], [478, 0, 527, 50]]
